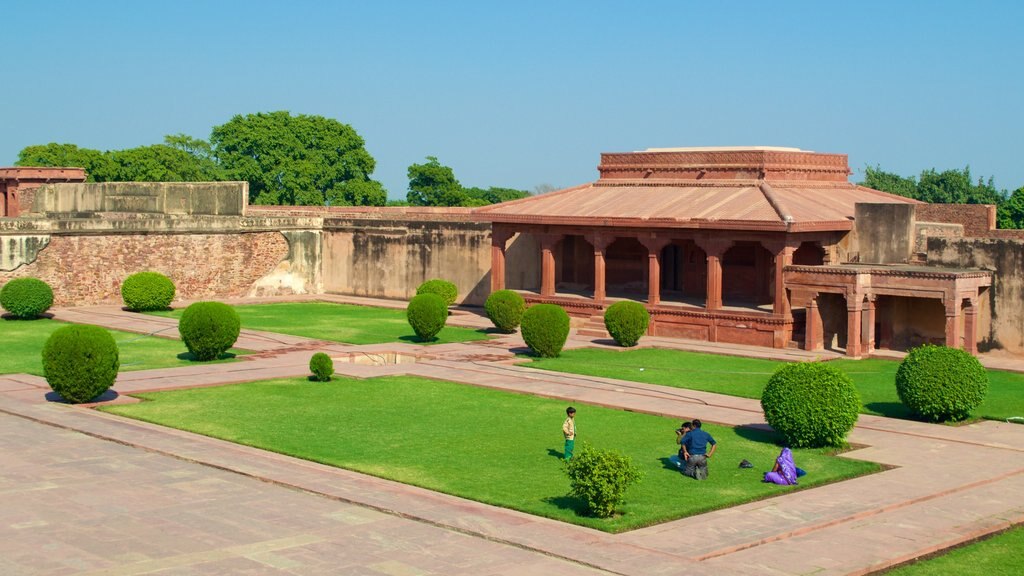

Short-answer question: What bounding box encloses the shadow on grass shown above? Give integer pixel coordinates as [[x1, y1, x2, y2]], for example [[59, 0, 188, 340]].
[[863, 401, 914, 419], [45, 388, 119, 404], [1, 313, 54, 320], [546, 448, 565, 460], [541, 495, 588, 517], [733, 424, 785, 444], [176, 351, 238, 361], [398, 335, 436, 344]]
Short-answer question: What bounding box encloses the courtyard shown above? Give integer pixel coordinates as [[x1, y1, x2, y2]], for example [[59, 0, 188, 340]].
[[1, 295, 1022, 575]]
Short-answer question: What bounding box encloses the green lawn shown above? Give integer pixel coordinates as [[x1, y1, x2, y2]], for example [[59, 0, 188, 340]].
[[149, 302, 490, 345], [101, 376, 879, 532], [884, 525, 1024, 575], [526, 348, 1024, 422], [0, 318, 243, 376]]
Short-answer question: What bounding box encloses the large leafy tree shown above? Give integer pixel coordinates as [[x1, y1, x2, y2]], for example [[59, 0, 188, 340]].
[[998, 187, 1024, 229], [407, 156, 529, 207], [106, 144, 225, 182], [861, 166, 917, 199], [16, 143, 113, 182], [210, 111, 384, 206]]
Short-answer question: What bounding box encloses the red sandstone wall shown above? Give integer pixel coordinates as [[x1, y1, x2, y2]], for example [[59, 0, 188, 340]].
[[0, 232, 288, 306], [915, 204, 995, 237]]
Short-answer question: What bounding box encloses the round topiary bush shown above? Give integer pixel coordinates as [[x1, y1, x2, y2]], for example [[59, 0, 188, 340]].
[[121, 271, 176, 311], [309, 352, 334, 382], [42, 324, 119, 404], [484, 289, 526, 333], [761, 362, 860, 448], [603, 300, 650, 347], [178, 301, 241, 361], [416, 279, 458, 307], [407, 293, 448, 341], [896, 344, 988, 422], [521, 304, 570, 358], [1, 277, 54, 319]]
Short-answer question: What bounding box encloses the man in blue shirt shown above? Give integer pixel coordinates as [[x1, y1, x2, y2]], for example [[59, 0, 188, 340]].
[[680, 419, 717, 480]]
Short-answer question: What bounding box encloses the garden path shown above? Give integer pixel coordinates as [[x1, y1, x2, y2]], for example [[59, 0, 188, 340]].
[[1, 295, 1023, 575]]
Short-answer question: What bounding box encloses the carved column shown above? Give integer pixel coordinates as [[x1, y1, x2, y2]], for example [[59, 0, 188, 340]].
[[944, 296, 962, 349], [696, 239, 729, 310], [589, 233, 613, 303], [846, 293, 863, 358], [539, 234, 561, 297], [641, 237, 670, 306], [770, 243, 795, 317], [490, 228, 513, 293], [864, 295, 876, 353], [805, 294, 820, 351], [963, 297, 979, 355]]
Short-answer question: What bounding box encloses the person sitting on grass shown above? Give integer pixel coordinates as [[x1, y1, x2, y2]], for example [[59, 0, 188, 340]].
[[763, 447, 799, 485], [680, 419, 717, 480], [671, 421, 693, 469]]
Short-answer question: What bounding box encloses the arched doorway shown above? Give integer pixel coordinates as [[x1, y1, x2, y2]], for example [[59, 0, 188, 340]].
[[605, 237, 647, 297], [721, 241, 773, 309]]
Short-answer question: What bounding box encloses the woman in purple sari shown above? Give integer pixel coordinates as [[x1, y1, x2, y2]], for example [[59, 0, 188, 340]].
[[763, 447, 798, 485]]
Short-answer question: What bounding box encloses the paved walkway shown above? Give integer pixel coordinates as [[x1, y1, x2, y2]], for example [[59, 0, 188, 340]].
[[3, 295, 1024, 575]]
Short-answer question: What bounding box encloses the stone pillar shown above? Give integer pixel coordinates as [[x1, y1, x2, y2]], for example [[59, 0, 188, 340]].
[[641, 238, 670, 306], [540, 235, 559, 297], [963, 297, 979, 355], [846, 295, 863, 358], [589, 234, 612, 303], [4, 182, 19, 217], [805, 294, 820, 351], [490, 229, 512, 293], [864, 296, 876, 353], [695, 240, 729, 310], [771, 245, 794, 316], [944, 297, 962, 349]]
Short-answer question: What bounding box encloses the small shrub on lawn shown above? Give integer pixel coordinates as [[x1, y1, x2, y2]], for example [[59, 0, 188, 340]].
[[761, 362, 860, 448], [484, 289, 525, 333], [564, 443, 643, 518], [521, 304, 570, 357], [309, 352, 334, 382], [407, 293, 448, 341], [42, 324, 119, 404], [121, 271, 175, 311], [1, 277, 54, 319], [416, 279, 458, 307], [179, 301, 241, 361], [896, 344, 988, 422], [603, 301, 650, 347]]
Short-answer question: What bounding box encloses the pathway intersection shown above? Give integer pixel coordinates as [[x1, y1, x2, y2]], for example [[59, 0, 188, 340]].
[[2, 296, 1023, 575]]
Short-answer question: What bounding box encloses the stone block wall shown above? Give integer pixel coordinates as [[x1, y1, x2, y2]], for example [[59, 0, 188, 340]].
[[30, 182, 248, 217]]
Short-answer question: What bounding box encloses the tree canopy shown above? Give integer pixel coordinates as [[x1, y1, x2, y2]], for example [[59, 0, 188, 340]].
[[407, 156, 529, 207]]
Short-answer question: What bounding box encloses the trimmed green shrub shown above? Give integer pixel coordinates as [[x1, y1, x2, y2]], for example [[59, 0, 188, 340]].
[[121, 271, 175, 311], [761, 362, 860, 448], [603, 301, 650, 347], [309, 352, 334, 382], [416, 279, 458, 307], [521, 304, 570, 357], [407, 293, 448, 341], [178, 301, 241, 361], [1, 277, 54, 319], [42, 324, 119, 404], [896, 344, 988, 422], [564, 443, 643, 518], [484, 289, 526, 333]]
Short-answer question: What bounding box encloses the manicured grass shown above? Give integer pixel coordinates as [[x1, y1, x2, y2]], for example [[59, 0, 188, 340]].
[[527, 348, 1024, 422], [0, 317, 243, 376], [149, 302, 490, 345], [884, 524, 1024, 575], [101, 376, 879, 532]]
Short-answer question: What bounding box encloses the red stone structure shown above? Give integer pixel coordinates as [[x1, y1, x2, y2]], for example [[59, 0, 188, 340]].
[[475, 147, 992, 356], [0, 167, 86, 217]]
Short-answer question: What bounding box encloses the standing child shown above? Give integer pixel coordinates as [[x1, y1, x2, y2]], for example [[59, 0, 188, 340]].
[[562, 407, 577, 460]]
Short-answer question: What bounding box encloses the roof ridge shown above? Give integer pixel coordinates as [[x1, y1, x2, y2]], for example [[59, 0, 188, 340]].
[[758, 181, 793, 225]]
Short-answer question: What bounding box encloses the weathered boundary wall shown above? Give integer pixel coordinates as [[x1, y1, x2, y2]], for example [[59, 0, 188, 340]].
[[30, 182, 248, 217], [0, 215, 322, 306], [928, 237, 1024, 353]]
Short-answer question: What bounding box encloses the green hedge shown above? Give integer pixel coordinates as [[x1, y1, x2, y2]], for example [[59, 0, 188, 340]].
[[121, 271, 175, 311], [416, 279, 458, 307], [309, 352, 334, 382], [603, 301, 649, 347], [564, 443, 643, 518], [896, 345, 988, 422], [42, 324, 119, 404], [761, 362, 860, 448], [484, 289, 525, 333], [1, 277, 54, 319], [178, 302, 241, 361], [521, 304, 570, 358], [407, 293, 448, 341]]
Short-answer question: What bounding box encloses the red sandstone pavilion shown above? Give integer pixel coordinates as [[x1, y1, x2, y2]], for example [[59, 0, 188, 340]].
[[476, 147, 992, 357]]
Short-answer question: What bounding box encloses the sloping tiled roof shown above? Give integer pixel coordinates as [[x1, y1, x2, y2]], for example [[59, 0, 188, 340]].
[[474, 148, 919, 232]]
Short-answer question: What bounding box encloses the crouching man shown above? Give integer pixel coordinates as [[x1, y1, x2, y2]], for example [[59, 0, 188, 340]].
[[680, 419, 717, 480]]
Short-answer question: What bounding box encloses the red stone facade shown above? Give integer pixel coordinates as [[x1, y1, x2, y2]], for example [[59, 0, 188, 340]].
[[0, 232, 288, 306], [0, 167, 86, 217]]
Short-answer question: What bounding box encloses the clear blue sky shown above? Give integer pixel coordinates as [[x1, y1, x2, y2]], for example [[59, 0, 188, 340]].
[[3, 1, 1022, 198]]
